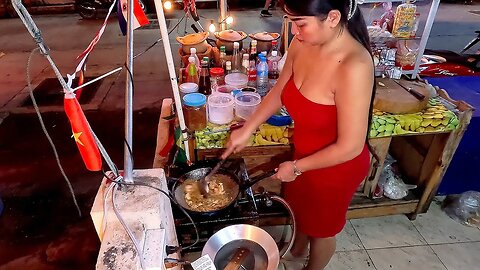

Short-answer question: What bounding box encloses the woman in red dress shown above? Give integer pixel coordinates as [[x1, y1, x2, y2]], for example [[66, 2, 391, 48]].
[[223, 0, 375, 268]]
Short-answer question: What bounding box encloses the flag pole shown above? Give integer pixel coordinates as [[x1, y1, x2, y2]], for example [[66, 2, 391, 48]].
[[123, 0, 135, 183], [153, 0, 191, 161]]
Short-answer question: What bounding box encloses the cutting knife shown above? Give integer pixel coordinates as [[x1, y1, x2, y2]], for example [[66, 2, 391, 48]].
[[393, 80, 426, 101]]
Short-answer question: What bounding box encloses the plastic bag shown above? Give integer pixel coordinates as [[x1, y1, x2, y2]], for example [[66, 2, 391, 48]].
[[379, 3, 395, 33], [443, 191, 480, 228], [378, 155, 416, 200]]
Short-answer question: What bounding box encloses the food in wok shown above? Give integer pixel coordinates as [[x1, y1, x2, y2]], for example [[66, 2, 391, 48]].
[[183, 174, 237, 212]]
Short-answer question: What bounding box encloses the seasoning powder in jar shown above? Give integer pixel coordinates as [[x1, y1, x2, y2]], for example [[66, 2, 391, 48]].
[[183, 93, 207, 131]]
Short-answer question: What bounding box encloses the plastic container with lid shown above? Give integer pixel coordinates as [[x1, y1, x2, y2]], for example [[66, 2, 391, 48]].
[[216, 84, 238, 94], [210, 67, 225, 92], [179, 83, 199, 99], [225, 73, 248, 89], [207, 93, 235, 125], [234, 92, 261, 120], [183, 93, 207, 131]]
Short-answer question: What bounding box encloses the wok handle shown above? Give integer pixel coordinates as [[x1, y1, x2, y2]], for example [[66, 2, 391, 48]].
[[241, 170, 277, 190]]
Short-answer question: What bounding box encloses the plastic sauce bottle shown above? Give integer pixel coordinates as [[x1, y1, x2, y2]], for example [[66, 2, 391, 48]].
[[190, 47, 201, 70], [198, 57, 212, 95], [268, 51, 280, 88], [186, 56, 199, 84]]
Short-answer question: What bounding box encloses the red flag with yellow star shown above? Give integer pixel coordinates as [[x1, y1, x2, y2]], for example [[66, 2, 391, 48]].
[[64, 93, 102, 171]]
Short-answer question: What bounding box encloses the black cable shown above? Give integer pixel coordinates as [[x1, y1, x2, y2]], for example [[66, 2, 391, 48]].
[[133, 13, 187, 59], [102, 171, 200, 251]]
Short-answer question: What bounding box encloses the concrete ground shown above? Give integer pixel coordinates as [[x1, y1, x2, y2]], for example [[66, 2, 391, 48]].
[[0, 2, 479, 269]]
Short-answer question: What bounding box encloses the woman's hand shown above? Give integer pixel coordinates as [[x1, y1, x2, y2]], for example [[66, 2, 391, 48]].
[[273, 161, 298, 182], [221, 127, 252, 159]]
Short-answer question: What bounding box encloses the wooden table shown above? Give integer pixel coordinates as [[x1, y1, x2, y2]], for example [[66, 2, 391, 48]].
[[155, 85, 473, 221]]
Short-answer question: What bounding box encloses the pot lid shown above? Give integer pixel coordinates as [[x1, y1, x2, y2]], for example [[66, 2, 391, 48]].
[[176, 32, 208, 45], [250, 32, 280, 41], [215, 30, 246, 41]]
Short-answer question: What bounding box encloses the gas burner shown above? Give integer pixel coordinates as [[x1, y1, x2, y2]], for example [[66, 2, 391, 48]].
[[167, 158, 290, 252]]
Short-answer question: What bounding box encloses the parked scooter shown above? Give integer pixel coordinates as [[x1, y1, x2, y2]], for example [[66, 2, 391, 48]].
[[75, 0, 147, 20]]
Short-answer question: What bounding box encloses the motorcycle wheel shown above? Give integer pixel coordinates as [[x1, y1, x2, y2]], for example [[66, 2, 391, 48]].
[[77, 0, 97, 20]]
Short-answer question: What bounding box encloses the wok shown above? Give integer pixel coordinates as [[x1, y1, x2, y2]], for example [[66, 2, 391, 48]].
[[171, 166, 276, 216]]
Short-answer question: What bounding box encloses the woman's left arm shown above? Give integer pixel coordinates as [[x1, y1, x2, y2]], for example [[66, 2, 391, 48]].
[[274, 59, 374, 182]]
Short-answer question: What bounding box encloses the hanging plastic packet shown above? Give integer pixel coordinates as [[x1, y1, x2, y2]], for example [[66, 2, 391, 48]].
[[392, 0, 417, 39], [379, 2, 395, 33]]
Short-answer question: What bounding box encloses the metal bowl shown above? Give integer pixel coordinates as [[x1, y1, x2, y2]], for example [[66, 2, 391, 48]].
[[202, 224, 280, 270]]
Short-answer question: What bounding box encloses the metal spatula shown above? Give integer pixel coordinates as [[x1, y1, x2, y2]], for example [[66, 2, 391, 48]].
[[198, 158, 227, 197]]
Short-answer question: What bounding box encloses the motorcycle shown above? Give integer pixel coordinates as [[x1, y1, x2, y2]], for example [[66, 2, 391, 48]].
[[75, 0, 147, 20]]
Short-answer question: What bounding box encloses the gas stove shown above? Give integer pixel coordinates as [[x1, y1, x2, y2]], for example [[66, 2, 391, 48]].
[[167, 158, 291, 252]]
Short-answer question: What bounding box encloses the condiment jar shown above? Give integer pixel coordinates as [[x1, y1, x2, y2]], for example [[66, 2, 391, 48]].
[[208, 93, 234, 125], [179, 83, 199, 99], [183, 93, 207, 131], [210, 67, 225, 92]]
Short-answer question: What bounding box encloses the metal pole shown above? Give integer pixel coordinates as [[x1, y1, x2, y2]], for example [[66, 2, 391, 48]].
[[153, 0, 190, 161], [219, 0, 227, 31], [124, 0, 135, 183], [412, 0, 440, 79]]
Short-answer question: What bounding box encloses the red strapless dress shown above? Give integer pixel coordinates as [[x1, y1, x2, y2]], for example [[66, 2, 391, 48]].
[[281, 75, 370, 238]]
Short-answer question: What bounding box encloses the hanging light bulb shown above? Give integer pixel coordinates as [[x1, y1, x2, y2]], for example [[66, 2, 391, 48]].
[[208, 20, 216, 33], [225, 16, 234, 25], [163, 0, 172, 10]]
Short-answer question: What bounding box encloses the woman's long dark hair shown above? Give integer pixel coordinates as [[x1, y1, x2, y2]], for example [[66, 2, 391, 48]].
[[283, 0, 378, 161]]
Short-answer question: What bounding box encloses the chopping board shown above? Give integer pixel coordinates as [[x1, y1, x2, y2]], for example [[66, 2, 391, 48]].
[[374, 78, 430, 114]]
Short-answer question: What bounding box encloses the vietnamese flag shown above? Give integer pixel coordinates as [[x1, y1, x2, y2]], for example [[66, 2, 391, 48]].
[[64, 93, 102, 171]]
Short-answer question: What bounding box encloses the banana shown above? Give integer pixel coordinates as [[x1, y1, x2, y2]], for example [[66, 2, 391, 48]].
[[431, 119, 442, 127], [272, 132, 279, 142], [394, 124, 405, 135], [377, 125, 386, 133], [421, 119, 433, 127], [279, 138, 289, 144], [370, 129, 378, 138], [416, 127, 426, 133], [433, 114, 444, 119], [377, 118, 386, 125]]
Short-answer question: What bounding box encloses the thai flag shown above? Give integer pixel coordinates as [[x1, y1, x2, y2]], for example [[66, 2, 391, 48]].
[[117, 0, 150, 36]]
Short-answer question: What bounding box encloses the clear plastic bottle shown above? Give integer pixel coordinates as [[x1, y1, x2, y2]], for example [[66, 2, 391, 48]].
[[241, 53, 249, 74], [256, 55, 269, 97], [268, 40, 282, 59], [268, 51, 279, 88], [186, 56, 199, 84], [231, 42, 241, 72], [225, 61, 233, 75]]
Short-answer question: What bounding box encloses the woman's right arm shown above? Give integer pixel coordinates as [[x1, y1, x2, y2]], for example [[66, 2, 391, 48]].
[[222, 38, 299, 158]]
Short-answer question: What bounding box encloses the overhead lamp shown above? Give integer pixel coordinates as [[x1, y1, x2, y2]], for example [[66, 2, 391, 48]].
[[225, 16, 234, 25], [163, 0, 172, 10], [208, 20, 216, 33]]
